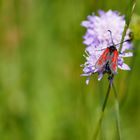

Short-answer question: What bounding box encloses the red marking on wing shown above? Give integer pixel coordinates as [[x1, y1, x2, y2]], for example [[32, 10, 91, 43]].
[[110, 50, 118, 73], [95, 48, 110, 69]]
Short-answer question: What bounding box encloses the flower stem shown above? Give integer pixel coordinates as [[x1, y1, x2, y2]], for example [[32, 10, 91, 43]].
[[120, 40, 138, 107], [102, 83, 111, 112], [119, 0, 136, 51], [93, 81, 112, 140], [112, 83, 121, 140]]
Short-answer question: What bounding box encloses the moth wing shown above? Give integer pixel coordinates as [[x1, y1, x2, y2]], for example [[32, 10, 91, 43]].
[[95, 48, 110, 70], [109, 50, 118, 74]]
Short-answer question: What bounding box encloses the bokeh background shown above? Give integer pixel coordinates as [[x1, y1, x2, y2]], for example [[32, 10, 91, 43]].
[[0, 0, 140, 140]]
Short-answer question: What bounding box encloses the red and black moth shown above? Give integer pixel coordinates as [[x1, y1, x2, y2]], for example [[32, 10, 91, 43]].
[[95, 30, 132, 79]]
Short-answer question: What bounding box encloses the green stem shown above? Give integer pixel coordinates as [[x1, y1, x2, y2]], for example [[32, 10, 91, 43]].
[[112, 83, 121, 140], [93, 82, 112, 140], [120, 41, 139, 107], [119, 0, 136, 52], [98, 81, 106, 140], [102, 83, 111, 112]]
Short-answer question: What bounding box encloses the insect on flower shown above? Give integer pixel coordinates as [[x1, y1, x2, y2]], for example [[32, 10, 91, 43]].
[[81, 10, 133, 84], [95, 30, 131, 80]]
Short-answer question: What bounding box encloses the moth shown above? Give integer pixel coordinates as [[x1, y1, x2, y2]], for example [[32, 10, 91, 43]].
[[95, 30, 132, 77]]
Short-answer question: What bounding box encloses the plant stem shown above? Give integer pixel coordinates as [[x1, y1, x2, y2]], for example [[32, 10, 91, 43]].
[[112, 83, 121, 140], [99, 81, 107, 140], [120, 41, 138, 107], [93, 81, 112, 140], [119, 0, 136, 52]]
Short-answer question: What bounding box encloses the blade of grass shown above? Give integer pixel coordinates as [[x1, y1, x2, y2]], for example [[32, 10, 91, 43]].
[[120, 40, 139, 107], [98, 81, 106, 140], [112, 83, 121, 140], [119, 0, 136, 107], [119, 0, 136, 52], [93, 81, 112, 140]]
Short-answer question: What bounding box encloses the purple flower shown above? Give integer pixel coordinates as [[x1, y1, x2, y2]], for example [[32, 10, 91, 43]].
[[81, 10, 133, 83]]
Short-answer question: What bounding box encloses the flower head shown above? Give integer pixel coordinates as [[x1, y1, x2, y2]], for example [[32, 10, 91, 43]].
[[81, 10, 133, 84]]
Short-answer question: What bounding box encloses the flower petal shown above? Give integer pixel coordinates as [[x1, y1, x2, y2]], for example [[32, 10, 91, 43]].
[[98, 72, 103, 81], [118, 63, 131, 70], [81, 21, 90, 27], [83, 37, 94, 45], [81, 73, 90, 76], [98, 10, 105, 16], [86, 77, 90, 85], [119, 52, 133, 57]]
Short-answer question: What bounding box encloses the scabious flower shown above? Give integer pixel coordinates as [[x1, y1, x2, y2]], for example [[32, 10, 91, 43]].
[[81, 10, 133, 84]]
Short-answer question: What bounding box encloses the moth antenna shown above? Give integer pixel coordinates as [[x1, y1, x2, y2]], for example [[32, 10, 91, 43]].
[[108, 30, 115, 46], [114, 39, 130, 47]]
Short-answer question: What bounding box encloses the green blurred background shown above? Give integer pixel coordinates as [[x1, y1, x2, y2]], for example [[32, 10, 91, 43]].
[[0, 0, 140, 140]]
